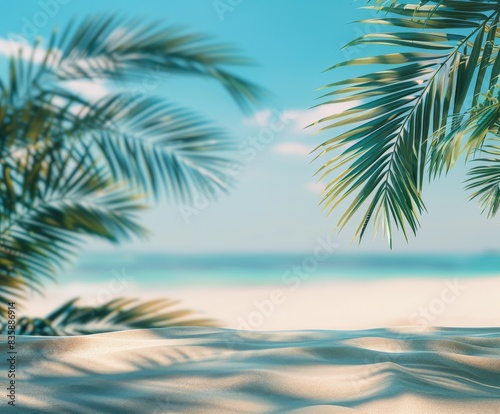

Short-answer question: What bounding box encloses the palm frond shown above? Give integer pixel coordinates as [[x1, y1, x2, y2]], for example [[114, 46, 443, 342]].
[[466, 143, 500, 217], [0, 16, 263, 316], [2, 15, 265, 203], [3, 297, 218, 336], [21, 15, 265, 112], [41, 92, 237, 203], [313, 0, 500, 246], [434, 84, 500, 216]]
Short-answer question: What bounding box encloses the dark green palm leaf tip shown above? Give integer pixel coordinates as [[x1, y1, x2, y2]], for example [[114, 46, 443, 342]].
[[312, 0, 500, 247], [52, 14, 266, 108], [0, 14, 264, 322]]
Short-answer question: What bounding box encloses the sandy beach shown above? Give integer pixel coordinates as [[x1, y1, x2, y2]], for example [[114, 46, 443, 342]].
[[26, 276, 500, 330], [10, 326, 500, 413], [9, 276, 499, 413]]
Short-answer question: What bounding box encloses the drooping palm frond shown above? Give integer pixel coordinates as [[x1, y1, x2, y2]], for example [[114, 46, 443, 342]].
[[0, 16, 263, 316], [313, 0, 500, 246], [50, 15, 264, 111], [4, 15, 265, 203], [5, 14, 264, 113], [1, 297, 217, 336]]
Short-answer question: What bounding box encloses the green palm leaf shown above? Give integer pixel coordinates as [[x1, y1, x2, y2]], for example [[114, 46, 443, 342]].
[[313, 0, 500, 246], [0, 15, 263, 320], [30, 15, 264, 111]]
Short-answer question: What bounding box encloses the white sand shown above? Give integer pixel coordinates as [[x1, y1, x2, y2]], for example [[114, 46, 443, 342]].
[[11, 277, 500, 412], [26, 276, 500, 330], [11, 326, 500, 413]]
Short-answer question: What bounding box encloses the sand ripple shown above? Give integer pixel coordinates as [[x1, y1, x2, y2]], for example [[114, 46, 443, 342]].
[[4, 327, 500, 413]]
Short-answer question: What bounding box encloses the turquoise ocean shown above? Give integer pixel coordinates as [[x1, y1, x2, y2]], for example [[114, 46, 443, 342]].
[[64, 252, 500, 288]]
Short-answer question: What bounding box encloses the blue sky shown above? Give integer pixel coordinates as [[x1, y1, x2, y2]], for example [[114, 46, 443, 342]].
[[2, 0, 500, 253]]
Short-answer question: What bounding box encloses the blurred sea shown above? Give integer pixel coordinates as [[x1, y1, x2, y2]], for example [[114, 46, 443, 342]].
[[65, 251, 500, 287]]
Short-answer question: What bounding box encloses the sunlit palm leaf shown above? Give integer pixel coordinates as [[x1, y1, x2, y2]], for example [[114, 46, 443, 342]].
[[313, 0, 500, 246]]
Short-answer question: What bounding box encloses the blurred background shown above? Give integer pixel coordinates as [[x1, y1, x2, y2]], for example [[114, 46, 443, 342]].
[[3, 0, 499, 329]]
